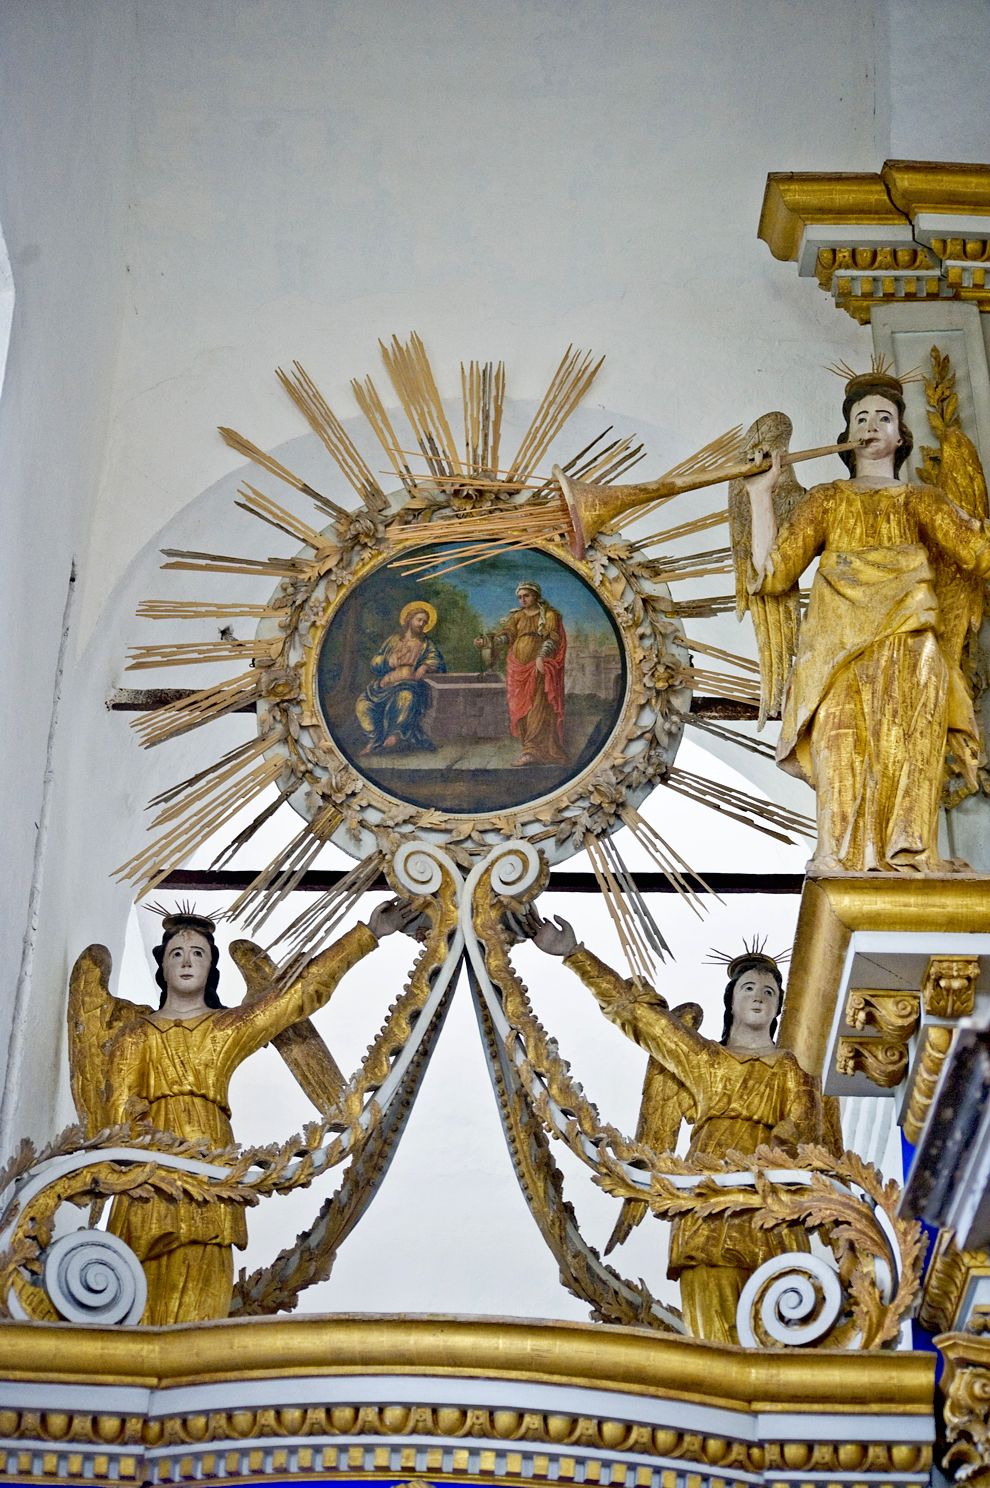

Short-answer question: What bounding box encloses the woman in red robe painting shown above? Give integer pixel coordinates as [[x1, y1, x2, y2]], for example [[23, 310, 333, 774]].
[[482, 581, 567, 765]]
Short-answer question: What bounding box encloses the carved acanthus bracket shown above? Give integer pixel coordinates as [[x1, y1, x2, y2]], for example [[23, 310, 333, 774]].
[[759, 160, 990, 322], [835, 1035, 909, 1090], [844, 988, 920, 1040], [938, 1334, 990, 1483], [923, 956, 980, 1019]]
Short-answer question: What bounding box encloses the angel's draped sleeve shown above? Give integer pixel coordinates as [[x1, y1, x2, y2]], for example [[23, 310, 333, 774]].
[[759, 487, 830, 595], [563, 945, 714, 1099], [212, 922, 377, 1071], [909, 486, 990, 576]]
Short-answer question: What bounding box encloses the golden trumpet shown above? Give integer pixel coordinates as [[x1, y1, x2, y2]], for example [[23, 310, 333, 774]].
[[554, 438, 857, 558]]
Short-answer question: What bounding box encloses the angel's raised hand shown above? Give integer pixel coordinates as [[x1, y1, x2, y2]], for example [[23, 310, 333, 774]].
[[744, 446, 781, 498], [532, 913, 578, 958], [368, 897, 422, 940]]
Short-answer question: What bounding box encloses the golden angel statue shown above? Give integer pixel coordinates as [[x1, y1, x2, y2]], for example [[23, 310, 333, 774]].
[[733, 360, 990, 874], [515, 909, 830, 1344], [67, 901, 415, 1325]]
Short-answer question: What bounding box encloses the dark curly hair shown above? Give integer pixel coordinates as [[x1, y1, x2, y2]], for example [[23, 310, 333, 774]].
[[719, 954, 784, 1046], [153, 924, 223, 1009], [837, 379, 913, 478]]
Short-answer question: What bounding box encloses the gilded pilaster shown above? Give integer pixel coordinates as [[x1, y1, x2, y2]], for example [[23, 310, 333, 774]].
[[902, 1026, 956, 1145]]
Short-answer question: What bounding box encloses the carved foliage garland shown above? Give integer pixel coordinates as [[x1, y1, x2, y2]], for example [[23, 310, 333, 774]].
[[463, 841, 924, 1348], [470, 974, 683, 1333]]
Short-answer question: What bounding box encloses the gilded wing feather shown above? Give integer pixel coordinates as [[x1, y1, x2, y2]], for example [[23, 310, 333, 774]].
[[67, 945, 144, 1136], [604, 1001, 701, 1254], [727, 412, 804, 726], [931, 424, 989, 800]]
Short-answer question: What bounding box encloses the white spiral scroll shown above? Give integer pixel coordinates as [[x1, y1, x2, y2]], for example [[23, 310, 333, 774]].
[[43, 1230, 147, 1326], [735, 1251, 843, 1348], [481, 840, 543, 899], [392, 841, 462, 901]]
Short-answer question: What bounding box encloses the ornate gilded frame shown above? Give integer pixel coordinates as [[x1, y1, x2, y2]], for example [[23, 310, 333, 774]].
[[256, 500, 691, 866]]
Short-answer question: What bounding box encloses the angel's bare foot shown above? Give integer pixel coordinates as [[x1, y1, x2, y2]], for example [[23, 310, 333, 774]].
[[383, 734, 399, 750]]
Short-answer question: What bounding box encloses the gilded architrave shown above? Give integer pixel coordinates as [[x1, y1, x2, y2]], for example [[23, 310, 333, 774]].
[[0, 1315, 935, 1488], [902, 1025, 956, 1146], [844, 988, 921, 1039], [919, 1231, 990, 1333], [759, 160, 990, 321], [0, 1416, 935, 1488], [922, 956, 980, 1019], [778, 875, 990, 1080]]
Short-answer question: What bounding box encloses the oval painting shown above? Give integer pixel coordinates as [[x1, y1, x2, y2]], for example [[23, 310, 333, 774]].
[[316, 543, 628, 813]]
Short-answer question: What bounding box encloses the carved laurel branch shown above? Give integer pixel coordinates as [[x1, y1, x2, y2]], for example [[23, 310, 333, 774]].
[[472, 978, 682, 1333], [0, 849, 462, 1321], [918, 344, 958, 485], [468, 846, 924, 1349]]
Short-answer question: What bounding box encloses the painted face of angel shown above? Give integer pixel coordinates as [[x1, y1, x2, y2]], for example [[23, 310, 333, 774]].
[[162, 929, 213, 999], [850, 394, 902, 468], [729, 969, 781, 1040]]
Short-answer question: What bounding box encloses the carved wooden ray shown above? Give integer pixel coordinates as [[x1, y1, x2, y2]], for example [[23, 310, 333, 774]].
[[119, 333, 798, 961]]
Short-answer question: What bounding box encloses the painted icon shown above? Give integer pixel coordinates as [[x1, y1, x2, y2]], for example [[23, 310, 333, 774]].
[[317, 543, 627, 812]]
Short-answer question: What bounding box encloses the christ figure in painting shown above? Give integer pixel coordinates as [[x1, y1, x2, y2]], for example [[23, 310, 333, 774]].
[[477, 581, 567, 765], [356, 601, 447, 754]]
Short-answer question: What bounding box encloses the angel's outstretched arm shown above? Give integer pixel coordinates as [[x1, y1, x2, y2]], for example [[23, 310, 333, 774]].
[[223, 921, 379, 1063]]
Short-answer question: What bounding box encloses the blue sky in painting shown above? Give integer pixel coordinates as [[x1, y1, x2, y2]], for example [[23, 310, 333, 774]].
[[435, 545, 611, 631]]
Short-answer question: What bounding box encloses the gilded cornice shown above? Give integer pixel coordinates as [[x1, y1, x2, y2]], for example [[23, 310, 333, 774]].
[[759, 160, 990, 320], [0, 1315, 934, 1413], [759, 174, 904, 261], [883, 160, 990, 220], [778, 874, 990, 1080]]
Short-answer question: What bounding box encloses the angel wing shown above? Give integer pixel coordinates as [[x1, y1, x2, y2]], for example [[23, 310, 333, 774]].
[[603, 1001, 701, 1255], [930, 423, 989, 801], [67, 945, 144, 1136], [728, 412, 805, 726]]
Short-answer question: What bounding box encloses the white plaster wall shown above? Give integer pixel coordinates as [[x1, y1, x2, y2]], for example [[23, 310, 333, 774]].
[[888, 0, 990, 161], [0, 1, 136, 1125], [77, 0, 889, 644], [2, 0, 980, 1318]]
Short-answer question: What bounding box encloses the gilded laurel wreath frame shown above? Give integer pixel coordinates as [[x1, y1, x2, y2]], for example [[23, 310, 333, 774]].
[[255, 492, 692, 866]]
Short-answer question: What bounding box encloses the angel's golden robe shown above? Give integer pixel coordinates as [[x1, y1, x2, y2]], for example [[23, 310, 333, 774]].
[[565, 945, 823, 1344], [761, 480, 990, 872], [70, 923, 376, 1324]]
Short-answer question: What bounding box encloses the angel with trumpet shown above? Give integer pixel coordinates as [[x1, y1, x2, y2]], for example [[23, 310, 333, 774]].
[[733, 359, 990, 874]]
